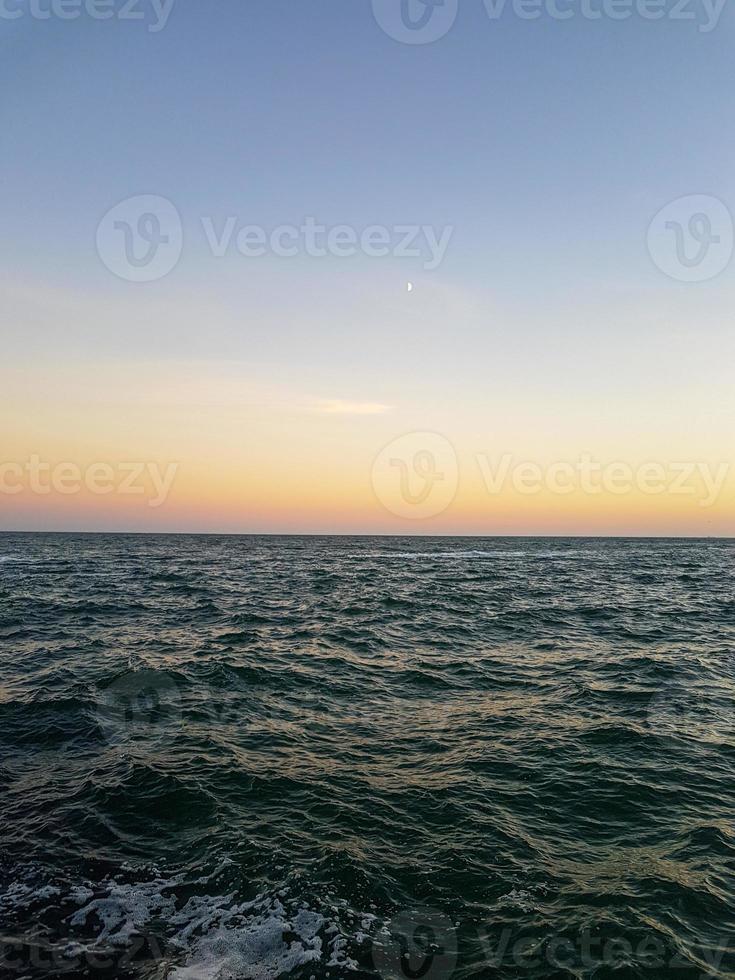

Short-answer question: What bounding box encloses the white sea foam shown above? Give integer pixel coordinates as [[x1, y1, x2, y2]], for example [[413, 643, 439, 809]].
[[169, 900, 326, 980], [1, 867, 381, 978], [69, 876, 179, 945], [167, 891, 369, 978], [495, 887, 536, 912]]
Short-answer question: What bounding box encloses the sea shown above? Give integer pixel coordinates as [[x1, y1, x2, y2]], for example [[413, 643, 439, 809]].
[[0, 533, 733, 979]]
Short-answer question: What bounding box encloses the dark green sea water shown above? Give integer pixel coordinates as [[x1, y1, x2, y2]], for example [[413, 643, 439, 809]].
[[1, 534, 734, 979]]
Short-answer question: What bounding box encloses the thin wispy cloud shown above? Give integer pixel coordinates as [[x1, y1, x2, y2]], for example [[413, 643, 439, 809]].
[[309, 399, 393, 416]]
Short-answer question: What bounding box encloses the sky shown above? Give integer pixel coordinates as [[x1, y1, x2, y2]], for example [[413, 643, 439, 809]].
[[1, 0, 733, 534]]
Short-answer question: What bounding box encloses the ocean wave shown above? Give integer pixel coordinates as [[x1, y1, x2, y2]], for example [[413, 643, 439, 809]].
[[2, 534, 735, 978]]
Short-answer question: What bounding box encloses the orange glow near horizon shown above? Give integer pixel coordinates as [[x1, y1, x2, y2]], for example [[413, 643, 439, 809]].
[[1, 360, 732, 536]]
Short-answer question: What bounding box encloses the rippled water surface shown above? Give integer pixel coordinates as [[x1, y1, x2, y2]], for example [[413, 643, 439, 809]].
[[1, 533, 734, 978]]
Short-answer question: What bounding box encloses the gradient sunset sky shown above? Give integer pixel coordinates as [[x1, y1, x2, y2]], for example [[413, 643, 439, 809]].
[[2, 1, 733, 535]]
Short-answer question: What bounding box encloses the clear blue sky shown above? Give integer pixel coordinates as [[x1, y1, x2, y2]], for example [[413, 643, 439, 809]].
[[3, 0, 733, 306]]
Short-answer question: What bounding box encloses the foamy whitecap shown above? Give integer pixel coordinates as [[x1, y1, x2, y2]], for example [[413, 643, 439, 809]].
[[0, 865, 382, 978], [169, 901, 326, 980], [69, 876, 179, 945]]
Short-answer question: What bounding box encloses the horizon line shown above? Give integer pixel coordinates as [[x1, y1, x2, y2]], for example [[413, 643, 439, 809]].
[[1, 530, 732, 540]]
